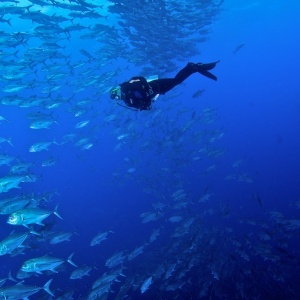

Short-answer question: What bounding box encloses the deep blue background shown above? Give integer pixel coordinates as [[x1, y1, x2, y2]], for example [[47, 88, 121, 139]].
[[0, 0, 299, 299]]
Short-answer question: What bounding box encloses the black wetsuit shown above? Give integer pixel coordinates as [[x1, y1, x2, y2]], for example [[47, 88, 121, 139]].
[[119, 62, 218, 111]]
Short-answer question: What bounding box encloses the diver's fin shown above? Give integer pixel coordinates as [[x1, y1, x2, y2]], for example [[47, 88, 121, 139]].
[[196, 61, 219, 81], [198, 70, 217, 81], [198, 60, 220, 71]]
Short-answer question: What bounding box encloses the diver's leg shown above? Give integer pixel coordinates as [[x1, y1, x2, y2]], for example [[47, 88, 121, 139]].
[[175, 61, 220, 82], [150, 79, 179, 94], [150, 61, 219, 94], [174, 63, 198, 83], [150, 64, 199, 94]]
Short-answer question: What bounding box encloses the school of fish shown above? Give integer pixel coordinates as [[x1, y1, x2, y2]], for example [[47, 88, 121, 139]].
[[0, 0, 299, 299]]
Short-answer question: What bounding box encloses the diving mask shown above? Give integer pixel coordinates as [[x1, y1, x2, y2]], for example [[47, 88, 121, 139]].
[[110, 86, 121, 100]]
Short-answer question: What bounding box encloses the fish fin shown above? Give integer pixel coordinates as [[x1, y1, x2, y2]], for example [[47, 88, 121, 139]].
[[8, 270, 17, 282], [44, 279, 55, 297], [35, 221, 45, 226], [53, 204, 63, 220], [29, 229, 41, 236], [6, 18, 12, 27], [51, 268, 58, 273], [67, 253, 78, 267], [7, 137, 14, 147]]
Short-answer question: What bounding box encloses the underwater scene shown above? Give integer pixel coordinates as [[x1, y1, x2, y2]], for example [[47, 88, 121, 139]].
[[0, 0, 300, 299]]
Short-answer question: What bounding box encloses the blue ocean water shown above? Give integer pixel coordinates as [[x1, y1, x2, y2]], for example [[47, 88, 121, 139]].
[[0, 0, 299, 299]]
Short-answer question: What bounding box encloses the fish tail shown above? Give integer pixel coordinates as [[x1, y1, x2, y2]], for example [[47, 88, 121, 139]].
[[67, 252, 78, 267], [43, 279, 55, 297], [7, 137, 14, 147], [53, 204, 63, 220], [25, 4, 33, 12], [29, 228, 41, 236], [53, 138, 65, 146], [8, 270, 17, 282], [13, 50, 19, 58], [6, 18, 12, 27]]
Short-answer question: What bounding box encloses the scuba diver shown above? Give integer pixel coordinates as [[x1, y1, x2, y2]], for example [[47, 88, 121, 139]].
[[110, 61, 219, 111]]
